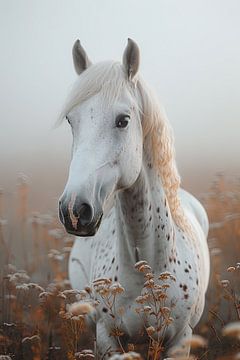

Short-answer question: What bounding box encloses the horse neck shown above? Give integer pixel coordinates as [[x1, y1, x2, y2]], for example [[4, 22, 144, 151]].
[[115, 142, 176, 279]]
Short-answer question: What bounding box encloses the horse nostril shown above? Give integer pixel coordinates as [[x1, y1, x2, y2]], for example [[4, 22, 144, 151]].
[[77, 203, 93, 226]]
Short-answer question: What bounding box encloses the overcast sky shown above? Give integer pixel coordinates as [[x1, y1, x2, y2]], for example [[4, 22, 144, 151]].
[[0, 0, 239, 211]]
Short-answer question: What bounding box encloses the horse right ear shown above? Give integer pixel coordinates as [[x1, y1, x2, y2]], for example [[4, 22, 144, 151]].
[[122, 38, 140, 81], [72, 39, 92, 75]]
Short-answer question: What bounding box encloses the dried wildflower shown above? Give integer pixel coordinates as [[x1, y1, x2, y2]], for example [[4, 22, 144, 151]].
[[85, 286, 92, 294], [165, 317, 174, 325], [62, 289, 80, 296], [184, 334, 208, 349], [220, 280, 230, 288], [75, 349, 95, 359], [110, 283, 125, 295], [162, 284, 170, 289], [68, 302, 94, 315], [77, 290, 88, 299], [143, 279, 155, 288], [0, 356, 12, 360], [39, 291, 54, 299], [22, 335, 41, 344], [227, 266, 236, 272], [143, 306, 152, 313], [109, 352, 142, 360], [138, 264, 152, 272], [144, 272, 154, 279], [8, 271, 30, 285], [27, 283, 45, 292], [57, 293, 67, 300], [128, 343, 135, 351], [48, 249, 64, 261], [134, 260, 148, 270], [110, 327, 124, 337], [236, 262, 240, 270], [160, 306, 171, 315], [222, 321, 240, 339], [136, 295, 147, 304], [156, 292, 167, 301], [158, 271, 172, 281], [98, 287, 110, 296], [93, 277, 112, 286], [59, 310, 71, 320], [15, 283, 29, 294], [146, 326, 155, 336]]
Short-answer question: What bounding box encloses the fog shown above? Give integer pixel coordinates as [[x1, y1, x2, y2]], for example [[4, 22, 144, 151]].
[[0, 0, 239, 212]]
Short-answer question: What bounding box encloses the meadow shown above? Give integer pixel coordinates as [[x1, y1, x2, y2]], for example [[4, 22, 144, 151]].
[[0, 173, 239, 359]]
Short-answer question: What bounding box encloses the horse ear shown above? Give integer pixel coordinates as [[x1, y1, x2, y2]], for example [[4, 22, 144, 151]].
[[122, 38, 140, 80], [72, 39, 92, 75]]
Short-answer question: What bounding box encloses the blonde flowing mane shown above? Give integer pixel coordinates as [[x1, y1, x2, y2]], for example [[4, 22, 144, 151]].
[[58, 61, 192, 236]]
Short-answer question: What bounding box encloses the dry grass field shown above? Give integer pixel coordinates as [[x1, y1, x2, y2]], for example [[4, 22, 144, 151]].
[[0, 173, 239, 359]]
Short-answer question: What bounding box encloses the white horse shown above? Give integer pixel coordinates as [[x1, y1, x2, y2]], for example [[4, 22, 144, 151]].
[[58, 39, 210, 358]]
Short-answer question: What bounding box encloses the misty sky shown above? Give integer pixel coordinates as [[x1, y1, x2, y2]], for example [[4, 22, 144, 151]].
[[0, 0, 239, 211]]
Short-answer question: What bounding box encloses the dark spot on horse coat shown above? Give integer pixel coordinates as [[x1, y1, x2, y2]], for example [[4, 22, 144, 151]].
[[183, 284, 188, 292], [102, 307, 108, 313], [185, 268, 189, 273], [184, 294, 189, 300]]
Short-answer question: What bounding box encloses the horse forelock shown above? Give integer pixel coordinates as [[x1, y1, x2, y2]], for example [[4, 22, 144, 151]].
[[57, 61, 193, 237]]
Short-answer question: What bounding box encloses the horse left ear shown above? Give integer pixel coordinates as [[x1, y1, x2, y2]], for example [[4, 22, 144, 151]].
[[122, 38, 140, 80], [72, 39, 92, 75]]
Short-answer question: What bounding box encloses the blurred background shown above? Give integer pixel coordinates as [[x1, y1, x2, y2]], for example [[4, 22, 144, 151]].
[[0, 1, 240, 359], [1, 0, 240, 213]]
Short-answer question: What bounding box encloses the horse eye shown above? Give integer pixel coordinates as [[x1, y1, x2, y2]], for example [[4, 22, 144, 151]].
[[115, 115, 130, 129], [66, 116, 70, 124]]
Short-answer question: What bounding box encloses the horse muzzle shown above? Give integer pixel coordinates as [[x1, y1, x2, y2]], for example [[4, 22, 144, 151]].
[[58, 195, 103, 237]]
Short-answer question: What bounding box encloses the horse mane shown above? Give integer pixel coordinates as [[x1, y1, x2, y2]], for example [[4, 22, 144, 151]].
[[57, 61, 192, 236]]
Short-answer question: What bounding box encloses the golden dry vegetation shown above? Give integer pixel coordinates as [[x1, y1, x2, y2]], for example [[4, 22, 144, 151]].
[[0, 173, 239, 359]]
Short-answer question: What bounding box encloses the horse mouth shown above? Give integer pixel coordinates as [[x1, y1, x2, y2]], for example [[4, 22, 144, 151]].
[[64, 213, 103, 237]]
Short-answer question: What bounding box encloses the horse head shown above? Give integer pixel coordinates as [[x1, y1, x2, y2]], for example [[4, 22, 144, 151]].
[[59, 39, 144, 236]]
